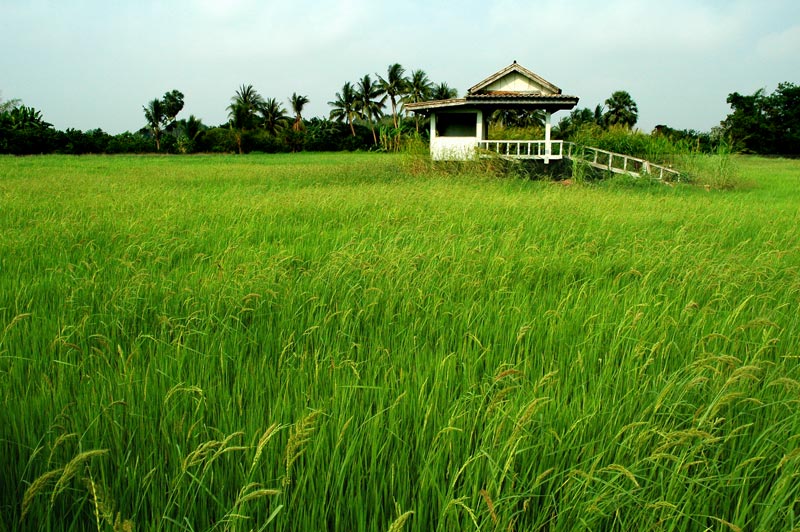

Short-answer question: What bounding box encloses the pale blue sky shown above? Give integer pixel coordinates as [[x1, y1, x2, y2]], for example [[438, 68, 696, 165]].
[[1, 0, 798, 134]]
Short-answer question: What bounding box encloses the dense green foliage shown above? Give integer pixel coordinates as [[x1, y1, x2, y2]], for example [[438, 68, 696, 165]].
[[1, 153, 799, 531], [554, 91, 639, 137], [143, 90, 185, 152], [721, 82, 800, 155], [2, 72, 798, 157]]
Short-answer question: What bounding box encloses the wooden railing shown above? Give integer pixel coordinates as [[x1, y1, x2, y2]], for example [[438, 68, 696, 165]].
[[476, 139, 683, 180], [564, 142, 682, 180], [477, 140, 564, 160]]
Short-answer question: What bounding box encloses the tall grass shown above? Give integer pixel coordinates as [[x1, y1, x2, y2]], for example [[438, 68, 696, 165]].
[[1, 153, 799, 531], [480, 123, 738, 186], [568, 125, 739, 187]]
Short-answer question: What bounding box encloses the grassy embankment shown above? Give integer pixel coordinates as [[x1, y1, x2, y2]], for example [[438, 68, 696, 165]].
[[1, 153, 799, 531]]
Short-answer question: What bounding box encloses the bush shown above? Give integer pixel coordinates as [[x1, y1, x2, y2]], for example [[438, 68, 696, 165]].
[[106, 132, 155, 154], [245, 130, 284, 153], [0, 127, 62, 154], [58, 128, 112, 154], [304, 119, 347, 151], [194, 127, 237, 153]]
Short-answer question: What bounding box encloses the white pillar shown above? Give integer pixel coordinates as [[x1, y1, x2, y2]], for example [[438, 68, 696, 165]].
[[430, 113, 437, 158], [475, 110, 484, 157], [544, 111, 552, 164]]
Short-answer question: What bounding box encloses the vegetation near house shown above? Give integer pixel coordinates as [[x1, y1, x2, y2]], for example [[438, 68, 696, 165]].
[[603, 90, 638, 128], [722, 82, 800, 154], [1, 65, 797, 157], [1, 153, 799, 530]]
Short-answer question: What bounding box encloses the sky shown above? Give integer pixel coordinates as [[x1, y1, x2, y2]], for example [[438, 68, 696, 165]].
[[1, 0, 798, 134]]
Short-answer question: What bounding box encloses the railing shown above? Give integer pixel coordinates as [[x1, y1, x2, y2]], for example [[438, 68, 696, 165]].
[[476, 139, 684, 180], [564, 142, 682, 180], [477, 140, 564, 160]]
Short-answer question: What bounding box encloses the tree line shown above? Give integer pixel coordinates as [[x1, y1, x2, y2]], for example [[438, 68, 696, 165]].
[[1, 73, 798, 156]]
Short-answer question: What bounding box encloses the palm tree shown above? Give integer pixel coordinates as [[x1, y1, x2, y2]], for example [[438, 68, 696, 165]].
[[594, 104, 605, 125], [404, 69, 433, 132], [176, 114, 205, 140], [228, 84, 265, 154], [357, 74, 386, 145], [173, 114, 205, 153], [554, 107, 595, 139], [228, 84, 264, 130], [376, 63, 407, 129], [228, 103, 251, 154], [143, 98, 165, 151], [490, 109, 544, 128], [260, 98, 288, 136], [604, 91, 638, 128], [430, 82, 457, 101], [289, 92, 310, 131], [328, 82, 359, 137]]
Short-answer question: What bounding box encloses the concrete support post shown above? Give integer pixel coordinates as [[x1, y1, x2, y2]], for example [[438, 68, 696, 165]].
[[429, 113, 437, 159], [544, 111, 552, 164], [475, 110, 484, 157]]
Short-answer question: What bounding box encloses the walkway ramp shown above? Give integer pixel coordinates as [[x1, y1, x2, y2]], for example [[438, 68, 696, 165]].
[[477, 140, 682, 181]]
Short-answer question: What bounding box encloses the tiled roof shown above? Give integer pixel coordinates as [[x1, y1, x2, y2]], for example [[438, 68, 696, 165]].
[[466, 93, 578, 101], [405, 94, 578, 113]]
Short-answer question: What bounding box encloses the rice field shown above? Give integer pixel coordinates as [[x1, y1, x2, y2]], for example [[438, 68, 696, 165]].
[[1, 153, 799, 531]]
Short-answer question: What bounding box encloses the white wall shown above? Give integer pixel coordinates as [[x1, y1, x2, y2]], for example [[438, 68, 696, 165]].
[[429, 110, 483, 161], [431, 137, 478, 161]]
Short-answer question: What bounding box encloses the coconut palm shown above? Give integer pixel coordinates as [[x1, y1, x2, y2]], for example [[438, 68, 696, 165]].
[[490, 109, 544, 128], [176, 114, 205, 140], [430, 82, 457, 101], [377, 63, 407, 129], [604, 91, 638, 128], [357, 74, 386, 145], [228, 84, 265, 154], [143, 98, 165, 151], [405, 69, 433, 105], [594, 104, 606, 127], [289, 92, 309, 131], [554, 107, 595, 138], [228, 84, 264, 130], [227, 103, 251, 154], [172, 114, 205, 153], [260, 98, 289, 136], [404, 69, 433, 132], [328, 82, 359, 137]]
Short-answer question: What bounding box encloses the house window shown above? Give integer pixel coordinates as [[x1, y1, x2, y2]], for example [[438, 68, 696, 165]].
[[437, 113, 477, 137]]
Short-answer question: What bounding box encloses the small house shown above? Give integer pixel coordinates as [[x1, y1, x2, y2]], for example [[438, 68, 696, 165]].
[[405, 62, 579, 162]]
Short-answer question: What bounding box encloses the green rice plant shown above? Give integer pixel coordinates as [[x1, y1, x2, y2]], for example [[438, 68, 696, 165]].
[[1, 152, 799, 531]]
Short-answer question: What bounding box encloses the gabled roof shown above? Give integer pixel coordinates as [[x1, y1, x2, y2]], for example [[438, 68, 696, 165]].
[[467, 61, 561, 96], [404, 62, 578, 114]]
